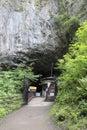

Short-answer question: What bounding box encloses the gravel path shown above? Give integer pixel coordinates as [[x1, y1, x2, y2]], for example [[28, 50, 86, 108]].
[[0, 97, 58, 130]]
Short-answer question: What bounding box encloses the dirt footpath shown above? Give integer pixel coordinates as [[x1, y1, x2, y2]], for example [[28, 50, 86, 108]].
[[0, 97, 58, 130]]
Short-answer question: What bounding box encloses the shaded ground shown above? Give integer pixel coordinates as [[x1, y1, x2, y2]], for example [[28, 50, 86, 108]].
[[0, 97, 58, 130]]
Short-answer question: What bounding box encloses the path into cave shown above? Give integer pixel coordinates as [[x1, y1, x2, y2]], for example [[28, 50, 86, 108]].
[[0, 97, 58, 130]]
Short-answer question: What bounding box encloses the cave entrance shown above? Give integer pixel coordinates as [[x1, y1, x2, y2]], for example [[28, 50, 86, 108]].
[[22, 46, 62, 103], [29, 79, 42, 97], [28, 76, 57, 102]]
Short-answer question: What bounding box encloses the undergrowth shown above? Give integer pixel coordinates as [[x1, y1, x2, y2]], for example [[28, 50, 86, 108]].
[[0, 65, 39, 118], [51, 21, 87, 130]]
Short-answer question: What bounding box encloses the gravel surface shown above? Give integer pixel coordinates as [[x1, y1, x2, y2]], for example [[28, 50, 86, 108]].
[[0, 97, 58, 130]]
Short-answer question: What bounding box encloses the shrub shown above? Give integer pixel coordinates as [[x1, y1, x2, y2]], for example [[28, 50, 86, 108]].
[[0, 65, 39, 118], [51, 21, 87, 129]]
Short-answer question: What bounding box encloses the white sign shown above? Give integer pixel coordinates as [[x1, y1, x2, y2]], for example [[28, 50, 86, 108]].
[[50, 93, 54, 96]]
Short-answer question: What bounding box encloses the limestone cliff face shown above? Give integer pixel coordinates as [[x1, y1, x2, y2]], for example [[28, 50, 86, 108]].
[[0, 0, 58, 55], [0, 0, 87, 56], [0, 0, 87, 73]]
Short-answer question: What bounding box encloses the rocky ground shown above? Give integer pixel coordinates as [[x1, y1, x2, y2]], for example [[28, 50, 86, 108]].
[[0, 97, 58, 130]]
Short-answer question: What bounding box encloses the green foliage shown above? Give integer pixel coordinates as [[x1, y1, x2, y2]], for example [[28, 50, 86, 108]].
[[54, 13, 79, 44], [35, 0, 41, 7], [51, 21, 87, 129], [0, 108, 6, 118], [0, 65, 39, 118]]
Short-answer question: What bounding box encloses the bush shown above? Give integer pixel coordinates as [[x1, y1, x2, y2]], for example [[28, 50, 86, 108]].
[[51, 21, 87, 129], [0, 65, 39, 118], [0, 108, 6, 118]]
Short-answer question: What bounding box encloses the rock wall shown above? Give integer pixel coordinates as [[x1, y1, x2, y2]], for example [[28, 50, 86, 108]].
[[0, 0, 58, 55], [0, 0, 87, 56], [0, 0, 87, 75]]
